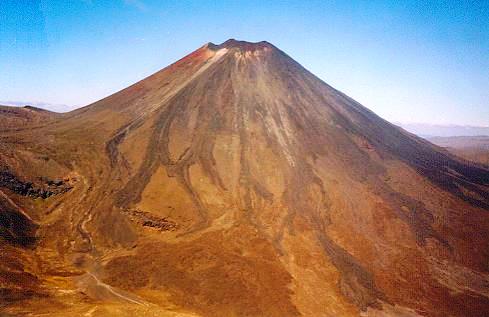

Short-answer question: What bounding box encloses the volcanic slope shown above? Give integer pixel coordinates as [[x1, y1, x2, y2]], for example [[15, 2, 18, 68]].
[[2, 39, 489, 316]]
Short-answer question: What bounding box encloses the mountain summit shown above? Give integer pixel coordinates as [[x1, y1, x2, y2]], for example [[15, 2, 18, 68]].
[[207, 38, 274, 50], [2, 40, 489, 316]]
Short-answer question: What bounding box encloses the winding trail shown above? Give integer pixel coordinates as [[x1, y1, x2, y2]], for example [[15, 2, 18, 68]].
[[85, 271, 148, 306]]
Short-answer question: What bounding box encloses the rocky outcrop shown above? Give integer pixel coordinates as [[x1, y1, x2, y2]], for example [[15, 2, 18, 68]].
[[122, 209, 177, 232], [0, 170, 72, 199]]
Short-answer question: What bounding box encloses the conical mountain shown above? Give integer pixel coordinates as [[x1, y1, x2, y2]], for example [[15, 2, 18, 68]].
[[1, 39, 489, 316]]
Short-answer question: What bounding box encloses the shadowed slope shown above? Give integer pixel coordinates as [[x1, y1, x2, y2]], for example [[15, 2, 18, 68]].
[[1, 40, 489, 316]]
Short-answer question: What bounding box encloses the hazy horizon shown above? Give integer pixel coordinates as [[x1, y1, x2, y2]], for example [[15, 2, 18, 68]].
[[1, 1, 488, 125]]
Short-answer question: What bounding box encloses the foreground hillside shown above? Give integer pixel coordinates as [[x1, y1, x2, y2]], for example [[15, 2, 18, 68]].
[[1, 40, 489, 316]]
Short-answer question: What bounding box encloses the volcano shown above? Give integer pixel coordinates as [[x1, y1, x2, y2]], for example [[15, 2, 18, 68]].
[[2, 39, 489, 316]]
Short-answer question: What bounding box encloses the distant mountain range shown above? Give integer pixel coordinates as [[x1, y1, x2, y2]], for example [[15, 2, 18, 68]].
[[429, 135, 489, 149], [0, 100, 73, 113], [429, 135, 489, 166], [396, 122, 489, 137]]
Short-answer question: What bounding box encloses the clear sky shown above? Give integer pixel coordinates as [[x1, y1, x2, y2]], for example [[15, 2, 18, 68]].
[[1, 0, 488, 125]]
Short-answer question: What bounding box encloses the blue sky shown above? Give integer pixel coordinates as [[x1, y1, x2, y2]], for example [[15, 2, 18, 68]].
[[0, 0, 488, 125]]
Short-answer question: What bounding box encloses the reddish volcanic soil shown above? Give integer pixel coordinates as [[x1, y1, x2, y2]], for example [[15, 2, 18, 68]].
[[1, 39, 489, 316]]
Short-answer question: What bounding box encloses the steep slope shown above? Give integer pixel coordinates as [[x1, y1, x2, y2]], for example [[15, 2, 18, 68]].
[[1, 39, 489, 316]]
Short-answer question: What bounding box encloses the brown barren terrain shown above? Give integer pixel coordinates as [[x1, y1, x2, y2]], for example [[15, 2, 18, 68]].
[[429, 136, 489, 166], [1, 40, 489, 316]]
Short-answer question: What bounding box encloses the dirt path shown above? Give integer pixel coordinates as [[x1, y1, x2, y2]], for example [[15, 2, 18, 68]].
[[87, 271, 149, 306]]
